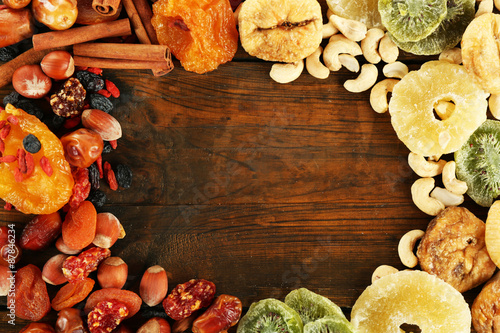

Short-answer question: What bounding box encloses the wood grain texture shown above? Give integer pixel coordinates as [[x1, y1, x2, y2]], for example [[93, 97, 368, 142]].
[[0, 11, 484, 333]]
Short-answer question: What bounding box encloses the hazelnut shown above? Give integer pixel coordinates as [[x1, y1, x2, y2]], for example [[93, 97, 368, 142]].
[[41, 50, 75, 80], [97, 256, 128, 289], [93, 212, 123, 249], [55, 237, 80, 255], [0, 265, 10, 296], [138, 317, 171, 333], [140, 265, 168, 307], [42, 253, 68, 285]]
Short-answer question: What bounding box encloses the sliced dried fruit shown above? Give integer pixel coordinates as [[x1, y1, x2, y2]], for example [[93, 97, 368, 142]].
[[416, 207, 496, 292], [471, 271, 500, 333], [238, 0, 322, 63], [389, 60, 488, 156], [0, 104, 74, 214], [326, 0, 382, 29], [236, 298, 303, 333], [284, 288, 345, 325], [351, 270, 471, 332], [455, 120, 500, 207], [304, 316, 355, 333], [389, 0, 475, 55], [51, 277, 95, 311], [152, 0, 238, 74], [462, 13, 500, 94], [485, 201, 500, 269]]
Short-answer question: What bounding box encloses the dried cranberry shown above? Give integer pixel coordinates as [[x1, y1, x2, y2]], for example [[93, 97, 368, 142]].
[[76, 71, 105, 92], [115, 164, 132, 188], [89, 94, 113, 114], [22, 134, 41, 154]]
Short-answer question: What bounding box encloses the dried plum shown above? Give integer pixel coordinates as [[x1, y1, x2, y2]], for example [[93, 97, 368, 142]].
[[89, 93, 113, 113], [115, 164, 132, 188], [76, 71, 105, 92], [87, 190, 106, 208], [23, 134, 41, 154]]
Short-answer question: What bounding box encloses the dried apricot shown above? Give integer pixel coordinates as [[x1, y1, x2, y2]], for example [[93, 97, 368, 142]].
[[51, 277, 95, 311], [0, 104, 74, 214], [62, 200, 97, 250], [152, 0, 238, 74]]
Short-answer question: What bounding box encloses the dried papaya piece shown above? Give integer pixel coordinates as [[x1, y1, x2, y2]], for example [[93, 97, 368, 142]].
[[152, 0, 238, 74], [0, 104, 74, 214]]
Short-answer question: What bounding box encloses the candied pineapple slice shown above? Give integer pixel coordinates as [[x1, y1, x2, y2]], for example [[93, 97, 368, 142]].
[[326, 0, 382, 29], [485, 200, 500, 268], [351, 270, 471, 333], [389, 61, 489, 156]]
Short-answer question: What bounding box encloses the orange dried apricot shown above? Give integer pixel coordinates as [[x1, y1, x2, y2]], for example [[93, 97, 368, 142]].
[[152, 0, 238, 74], [0, 104, 74, 214], [62, 200, 97, 250]]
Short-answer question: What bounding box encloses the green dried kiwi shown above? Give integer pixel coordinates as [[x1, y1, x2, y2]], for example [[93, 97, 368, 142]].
[[389, 0, 475, 55], [378, 0, 447, 42], [455, 120, 500, 207], [236, 298, 303, 333], [284, 288, 345, 325], [304, 316, 356, 333]]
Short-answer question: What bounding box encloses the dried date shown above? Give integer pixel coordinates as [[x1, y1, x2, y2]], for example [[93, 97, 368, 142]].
[[55, 308, 86, 333], [163, 279, 216, 320], [192, 294, 242, 333]]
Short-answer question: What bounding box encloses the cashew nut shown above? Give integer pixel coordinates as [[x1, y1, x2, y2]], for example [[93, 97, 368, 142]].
[[442, 161, 468, 195], [434, 100, 455, 120], [338, 54, 359, 72], [496, 0, 500, 11], [439, 48, 462, 64], [382, 61, 408, 79], [371, 265, 398, 283], [398, 229, 425, 268], [361, 28, 385, 64], [330, 14, 367, 42], [322, 10, 339, 39], [489, 94, 500, 119], [344, 64, 378, 93], [476, 0, 494, 17], [323, 35, 362, 71], [306, 47, 329, 79], [411, 177, 446, 216], [428, 154, 442, 162], [269, 60, 304, 84], [408, 152, 446, 177], [430, 187, 464, 207], [369, 79, 398, 113], [379, 33, 399, 64]]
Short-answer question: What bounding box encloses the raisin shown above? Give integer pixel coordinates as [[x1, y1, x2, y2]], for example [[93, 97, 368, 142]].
[[89, 93, 113, 113], [3, 91, 20, 106], [76, 70, 105, 92], [87, 300, 129, 333], [115, 164, 132, 188], [88, 163, 101, 190], [44, 113, 66, 132], [102, 141, 113, 154], [16, 99, 44, 121], [88, 189, 107, 208], [0, 45, 19, 62], [23, 133, 42, 154], [163, 279, 216, 320], [50, 78, 86, 118], [62, 247, 111, 283]]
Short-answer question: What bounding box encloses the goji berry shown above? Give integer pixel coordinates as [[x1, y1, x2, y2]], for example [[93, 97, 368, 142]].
[[192, 295, 242, 333], [109, 140, 117, 149], [163, 279, 216, 320], [8, 264, 51, 321], [63, 116, 81, 129], [40, 156, 53, 176], [7, 115, 18, 125], [105, 79, 120, 98], [0, 138, 4, 154], [13, 166, 23, 182], [86, 67, 103, 75], [62, 200, 97, 250], [76, 66, 89, 71], [17, 148, 27, 173], [52, 277, 95, 311], [0, 120, 5, 128], [0, 124, 11, 139], [63, 247, 110, 283], [97, 89, 112, 98], [96, 155, 103, 179], [4, 202, 12, 210], [0, 155, 16, 163], [84, 288, 142, 319], [103, 161, 118, 190], [88, 300, 128, 333], [25, 152, 34, 176], [68, 167, 91, 208], [20, 211, 62, 250]]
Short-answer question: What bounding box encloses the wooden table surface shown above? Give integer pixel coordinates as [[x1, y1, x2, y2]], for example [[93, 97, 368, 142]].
[[0, 3, 489, 331]]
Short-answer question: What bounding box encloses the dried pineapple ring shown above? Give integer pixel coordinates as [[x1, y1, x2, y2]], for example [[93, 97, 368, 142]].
[[238, 0, 323, 63], [0, 104, 74, 214], [389, 60, 489, 156], [351, 270, 471, 333], [326, 0, 383, 29], [462, 13, 500, 94]]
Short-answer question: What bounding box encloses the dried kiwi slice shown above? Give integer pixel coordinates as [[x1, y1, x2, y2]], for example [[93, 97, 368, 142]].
[[304, 316, 356, 333], [455, 120, 500, 207], [389, 0, 475, 55], [236, 299, 303, 333], [284, 288, 345, 325], [378, 0, 447, 42]]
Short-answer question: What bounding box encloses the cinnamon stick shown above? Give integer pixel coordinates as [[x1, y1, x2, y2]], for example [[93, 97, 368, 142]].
[[73, 43, 170, 62], [133, 0, 159, 45], [121, 0, 151, 45], [73, 55, 173, 71], [32, 19, 132, 51], [92, 0, 121, 16], [0, 46, 71, 89]]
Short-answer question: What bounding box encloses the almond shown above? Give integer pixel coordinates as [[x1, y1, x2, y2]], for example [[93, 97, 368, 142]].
[[138, 317, 171, 333], [140, 265, 168, 307], [42, 253, 69, 285], [0, 265, 10, 296], [97, 256, 128, 289], [93, 212, 123, 248], [81, 109, 122, 141]]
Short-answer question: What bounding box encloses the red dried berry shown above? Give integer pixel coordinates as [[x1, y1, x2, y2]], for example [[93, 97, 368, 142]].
[[40, 156, 53, 176], [86, 67, 103, 75], [25, 152, 34, 176], [103, 161, 118, 191], [96, 155, 103, 179], [0, 155, 16, 163], [68, 167, 91, 208], [109, 140, 117, 149], [7, 115, 18, 125], [63, 116, 81, 129], [0, 138, 4, 154], [105, 79, 120, 98], [17, 148, 27, 173], [1, 124, 11, 139], [97, 89, 111, 98], [4, 202, 12, 210]]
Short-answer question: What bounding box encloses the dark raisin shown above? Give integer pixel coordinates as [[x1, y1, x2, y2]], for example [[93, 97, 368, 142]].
[[102, 141, 113, 154], [0, 45, 19, 62], [87, 190, 106, 208], [115, 164, 132, 188], [15, 99, 44, 120], [75, 71, 105, 92], [44, 114, 66, 132], [88, 93, 113, 113], [22, 134, 42, 154], [3, 91, 21, 107], [88, 163, 100, 190]]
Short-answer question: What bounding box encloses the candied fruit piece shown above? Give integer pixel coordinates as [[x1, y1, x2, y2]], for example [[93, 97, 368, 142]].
[[152, 0, 238, 74]]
